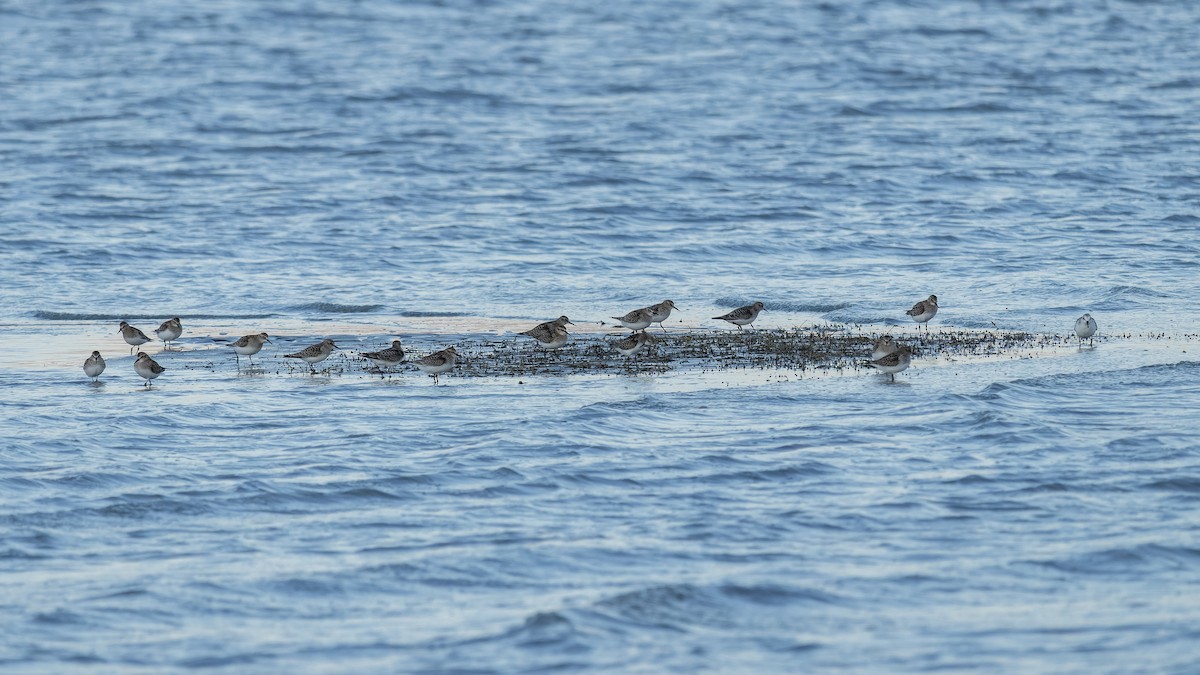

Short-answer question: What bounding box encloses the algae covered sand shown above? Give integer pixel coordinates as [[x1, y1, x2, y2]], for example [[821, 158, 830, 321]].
[[447, 326, 1060, 379]]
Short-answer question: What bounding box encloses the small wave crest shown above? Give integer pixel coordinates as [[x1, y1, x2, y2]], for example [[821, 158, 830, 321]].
[[1030, 544, 1200, 575], [588, 582, 841, 634], [290, 303, 384, 314], [397, 310, 471, 317], [1095, 285, 1173, 306], [33, 311, 277, 321]]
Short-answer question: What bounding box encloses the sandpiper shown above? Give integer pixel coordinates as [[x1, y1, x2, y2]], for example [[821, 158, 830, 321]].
[[519, 316, 573, 349], [118, 321, 152, 354], [612, 307, 653, 332], [906, 295, 938, 330], [284, 338, 337, 372], [154, 317, 183, 349], [362, 339, 406, 370], [871, 335, 899, 361], [614, 331, 653, 357], [867, 345, 913, 382], [414, 346, 458, 383], [1074, 313, 1097, 347], [645, 300, 679, 331], [713, 301, 765, 329], [232, 332, 271, 366], [83, 351, 106, 382], [133, 351, 165, 387]]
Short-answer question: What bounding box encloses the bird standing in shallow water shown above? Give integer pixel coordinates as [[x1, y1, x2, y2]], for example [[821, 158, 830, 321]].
[[519, 316, 573, 349], [644, 300, 678, 332], [613, 331, 653, 358], [362, 339, 406, 371], [1074, 313, 1097, 347], [118, 321, 152, 354], [154, 317, 182, 349], [414, 346, 458, 383], [713, 301, 765, 329], [612, 307, 654, 332], [232, 332, 271, 366], [133, 351, 165, 387], [83, 351, 106, 382], [906, 295, 938, 330], [866, 345, 913, 382], [284, 338, 337, 373]]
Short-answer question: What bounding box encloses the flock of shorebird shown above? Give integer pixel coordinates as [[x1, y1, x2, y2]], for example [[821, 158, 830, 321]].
[[80, 296, 1100, 386]]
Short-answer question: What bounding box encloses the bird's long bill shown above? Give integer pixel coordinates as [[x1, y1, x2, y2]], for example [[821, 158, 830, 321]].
[[265, 338, 273, 344]]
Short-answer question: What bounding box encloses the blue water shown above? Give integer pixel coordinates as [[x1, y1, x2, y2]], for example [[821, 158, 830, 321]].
[[3, 0, 1200, 671]]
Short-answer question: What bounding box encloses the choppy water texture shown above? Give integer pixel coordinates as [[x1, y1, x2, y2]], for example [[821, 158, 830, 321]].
[[3, 0, 1200, 672]]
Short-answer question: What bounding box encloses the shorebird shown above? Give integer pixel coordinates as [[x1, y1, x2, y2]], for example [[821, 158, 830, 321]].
[[1074, 313, 1097, 347], [906, 295, 938, 330], [866, 345, 913, 382], [644, 300, 679, 331], [118, 321, 152, 354], [133, 351, 165, 387], [614, 331, 653, 358], [871, 335, 898, 361], [83, 351, 106, 382], [154, 317, 182, 349], [414, 346, 458, 383], [284, 338, 337, 372], [612, 307, 654, 332], [713, 301, 765, 329], [362, 339, 406, 371], [232, 332, 271, 366], [519, 316, 573, 349]]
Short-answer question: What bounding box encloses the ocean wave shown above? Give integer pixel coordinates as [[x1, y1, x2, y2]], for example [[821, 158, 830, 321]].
[[289, 303, 384, 314], [1028, 544, 1200, 576], [396, 310, 472, 317], [33, 311, 278, 321]]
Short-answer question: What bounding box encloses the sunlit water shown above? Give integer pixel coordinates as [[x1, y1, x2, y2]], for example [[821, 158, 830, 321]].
[[2, 0, 1199, 671]]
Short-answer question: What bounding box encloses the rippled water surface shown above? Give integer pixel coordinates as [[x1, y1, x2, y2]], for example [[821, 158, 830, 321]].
[[3, 0, 1199, 672]]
